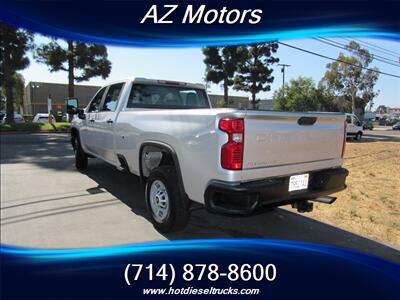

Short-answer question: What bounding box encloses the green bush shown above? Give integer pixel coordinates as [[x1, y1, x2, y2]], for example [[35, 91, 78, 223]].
[[0, 122, 71, 132], [22, 114, 34, 122]]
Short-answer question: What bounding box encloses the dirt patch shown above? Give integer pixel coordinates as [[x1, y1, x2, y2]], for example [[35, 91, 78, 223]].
[[290, 140, 400, 248]]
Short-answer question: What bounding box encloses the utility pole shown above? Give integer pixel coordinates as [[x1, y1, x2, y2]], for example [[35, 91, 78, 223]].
[[278, 64, 291, 98]]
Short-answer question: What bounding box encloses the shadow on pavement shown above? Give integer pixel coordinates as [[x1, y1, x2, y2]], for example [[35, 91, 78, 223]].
[[85, 160, 400, 263], [0, 134, 74, 170], [1, 198, 119, 225]]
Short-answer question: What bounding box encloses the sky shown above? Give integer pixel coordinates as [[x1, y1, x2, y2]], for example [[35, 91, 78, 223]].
[[21, 36, 400, 109]]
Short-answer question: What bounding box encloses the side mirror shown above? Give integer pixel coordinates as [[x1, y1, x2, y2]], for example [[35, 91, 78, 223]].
[[67, 107, 79, 114], [77, 109, 86, 120], [357, 121, 362, 126], [66, 98, 79, 114]]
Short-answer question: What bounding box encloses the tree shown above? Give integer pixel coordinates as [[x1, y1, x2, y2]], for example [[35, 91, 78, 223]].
[[0, 22, 32, 123], [320, 41, 379, 118], [0, 87, 4, 111], [0, 73, 25, 112], [13, 73, 25, 111], [203, 46, 246, 107], [314, 82, 344, 112], [234, 42, 279, 109], [273, 77, 320, 111], [35, 39, 111, 98]]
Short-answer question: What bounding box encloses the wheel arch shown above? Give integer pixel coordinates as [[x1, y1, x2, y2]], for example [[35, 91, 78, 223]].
[[139, 142, 187, 200], [71, 127, 79, 136]]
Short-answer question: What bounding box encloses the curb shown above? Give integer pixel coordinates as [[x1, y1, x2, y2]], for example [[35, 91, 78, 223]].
[[0, 130, 70, 135]]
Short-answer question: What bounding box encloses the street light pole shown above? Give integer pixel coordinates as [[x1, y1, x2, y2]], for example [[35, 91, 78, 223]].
[[278, 64, 291, 98]]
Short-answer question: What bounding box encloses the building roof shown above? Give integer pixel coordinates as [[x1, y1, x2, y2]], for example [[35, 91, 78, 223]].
[[25, 81, 101, 89]]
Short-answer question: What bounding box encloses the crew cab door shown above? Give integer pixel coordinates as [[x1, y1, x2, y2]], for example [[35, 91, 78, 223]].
[[95, 82, 125, 164], [80, 86, 106, 155]]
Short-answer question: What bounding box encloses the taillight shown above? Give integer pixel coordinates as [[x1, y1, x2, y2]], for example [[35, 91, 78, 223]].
[[341, 120, 346, 158], [219, 118, 244, 170]]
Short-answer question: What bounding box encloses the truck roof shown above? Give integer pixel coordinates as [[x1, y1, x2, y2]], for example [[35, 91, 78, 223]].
[[120, 77, 206, 90]]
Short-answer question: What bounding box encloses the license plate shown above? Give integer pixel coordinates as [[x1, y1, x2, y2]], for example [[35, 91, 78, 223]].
[[288, 174, 309, 192]]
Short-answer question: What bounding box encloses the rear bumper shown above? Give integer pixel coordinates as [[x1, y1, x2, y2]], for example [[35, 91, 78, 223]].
[[204, 167, 348, 215]]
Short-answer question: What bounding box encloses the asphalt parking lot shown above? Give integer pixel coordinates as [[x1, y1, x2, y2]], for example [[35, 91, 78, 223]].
[[1, 133, 399, 263]]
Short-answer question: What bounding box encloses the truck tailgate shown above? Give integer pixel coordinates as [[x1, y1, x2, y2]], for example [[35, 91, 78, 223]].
[[243, 111, 345, 170]]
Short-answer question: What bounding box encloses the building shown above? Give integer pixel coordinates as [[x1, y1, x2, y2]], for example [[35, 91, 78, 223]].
[[23, 81, 101, 115], [375, 105, 400, 119], [258, 99, 277, 110], [388, 107, 400, 118]]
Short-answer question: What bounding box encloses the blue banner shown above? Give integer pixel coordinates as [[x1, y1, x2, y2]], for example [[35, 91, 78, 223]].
[[1, 239, 399, 299], [0, 0, 399, 46]]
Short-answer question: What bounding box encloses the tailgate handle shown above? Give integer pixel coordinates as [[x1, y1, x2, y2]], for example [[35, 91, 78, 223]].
[[298, 117, 317, 126]]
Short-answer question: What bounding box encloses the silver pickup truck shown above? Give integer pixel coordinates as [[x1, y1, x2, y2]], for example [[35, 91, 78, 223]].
[[70, 77, 348, 232]]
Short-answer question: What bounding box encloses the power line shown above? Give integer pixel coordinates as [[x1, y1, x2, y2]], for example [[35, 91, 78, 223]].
[[352, 37, 400, 57], [316, 37, 400, 66], [341, 37, 400, 58], [314, 37, 400, 67], [328, 38, 400, 64], [277, 41, 400, 79]]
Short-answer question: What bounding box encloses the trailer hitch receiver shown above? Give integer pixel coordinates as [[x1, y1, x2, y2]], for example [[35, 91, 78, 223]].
[[292, 200, 313, 213]]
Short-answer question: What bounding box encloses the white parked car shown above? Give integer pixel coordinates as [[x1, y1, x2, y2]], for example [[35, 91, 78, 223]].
[[1, 113, 25, 124], [32, 113, 56, 124], [71, 77, 349, 232], [346, 113, 363, 140]]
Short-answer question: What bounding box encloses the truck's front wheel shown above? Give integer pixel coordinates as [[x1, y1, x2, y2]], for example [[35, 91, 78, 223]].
[[145, 166, 189, 233], [73, 135, 88, 171]]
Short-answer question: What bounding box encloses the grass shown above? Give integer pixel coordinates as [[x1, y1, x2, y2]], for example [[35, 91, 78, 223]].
[[288, 140, 400, 247], [0, 122, 71, 132]]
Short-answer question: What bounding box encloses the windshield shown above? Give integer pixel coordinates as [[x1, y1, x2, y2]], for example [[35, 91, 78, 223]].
[[127, 84, 210, 109]]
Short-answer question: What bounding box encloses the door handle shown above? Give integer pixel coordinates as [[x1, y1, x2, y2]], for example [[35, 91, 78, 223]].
[[89, 119, 95, 123], [106, 119, 113, 124]]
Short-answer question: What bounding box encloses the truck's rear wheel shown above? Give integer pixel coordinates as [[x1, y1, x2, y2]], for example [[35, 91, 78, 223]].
[[145, 166, 189, 233], [354, 132, 362, 141], [73, 135, 88, 171]]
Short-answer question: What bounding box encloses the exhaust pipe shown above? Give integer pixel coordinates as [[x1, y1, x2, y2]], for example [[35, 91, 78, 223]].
[[312, 196, 337, 204]]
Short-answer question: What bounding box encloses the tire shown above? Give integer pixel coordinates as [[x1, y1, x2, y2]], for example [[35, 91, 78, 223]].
[[73, 134, 88, 171], [354, 132, 362, 141], [145, 166, 190, 233]]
